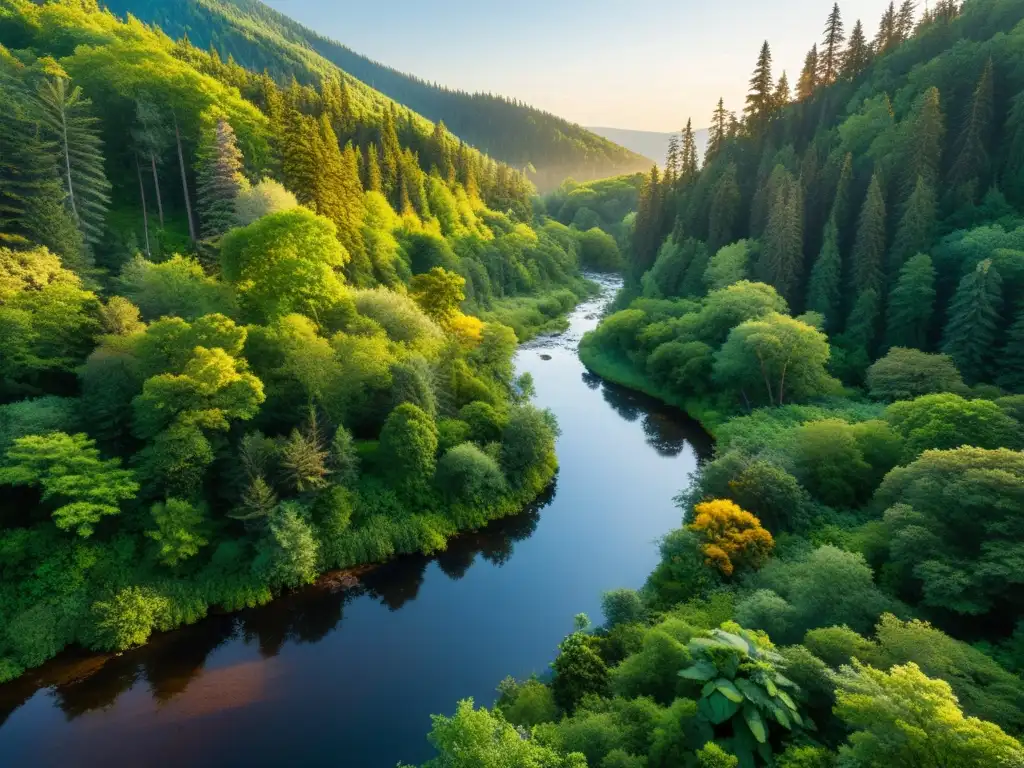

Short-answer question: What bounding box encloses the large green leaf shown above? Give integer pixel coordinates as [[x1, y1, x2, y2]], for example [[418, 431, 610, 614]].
[[764, 677, 778, 697], [713, 629, 754, 655], [700, 691, 741, 724], [678, 660, 718, 681], [771, 702, 792, 729], [775, 689, 797, 710], [735, 678, 771, 708], [715, 678, 745, 703], [743, 704, 768, 744], [774, 672, 798, 689]]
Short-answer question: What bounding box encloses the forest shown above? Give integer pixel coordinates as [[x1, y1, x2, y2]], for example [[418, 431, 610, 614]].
[[0, 0, 618, 682], [413, 0, 1024, 766], [100, 0, 654, 190]]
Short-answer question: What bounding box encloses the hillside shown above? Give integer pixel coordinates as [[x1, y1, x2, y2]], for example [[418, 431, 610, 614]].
[[102, 0, 652, 190], [587, 125, 710, 168]]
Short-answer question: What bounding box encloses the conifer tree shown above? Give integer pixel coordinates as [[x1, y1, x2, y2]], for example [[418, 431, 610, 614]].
[[758, 174, 804, 305], [947, 58, 994, 208], [901, 87, 945, 199], [133, 99, 168, 228], [196, 116, 245, 240], [632, 166, 665, 275], [744, 41, 775, 136], [365, 144, 383, 193], [874, 2, 899, 54], [281, 107, 319, 206], [773, 72, 791, 111], [888, 176, 936, 276], [942, 259, 1004, 383], [842, 21, 872, 79], [845, 286, 882, 357], [35, 74, 111, 246], [896, 0, 918, 41], [707, 163, 740, 254], [1005, 92, 1024, 204], [706, 99, 730, 160], [806, 217, 843, 330], [885, 252, 936, 350], [997, 308, 1024, 393], [665, 134, 680, 182], [851, 173, 887, 294], [819, 3, 845, 86], [380, 107, 401, 202], [679, 119, 699, 180], [797, 45, 819, 100], [830, 152, 854, 239], [313, 117, 365, 264]]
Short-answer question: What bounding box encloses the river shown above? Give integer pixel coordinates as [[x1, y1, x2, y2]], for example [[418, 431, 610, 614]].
[[0, 275, 712, 767]]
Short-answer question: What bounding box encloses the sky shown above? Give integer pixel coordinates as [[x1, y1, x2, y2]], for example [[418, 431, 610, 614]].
[[265, 0, 899, 132]]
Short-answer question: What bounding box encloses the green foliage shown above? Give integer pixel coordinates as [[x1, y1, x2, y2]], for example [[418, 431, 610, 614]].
[[602, 589, 645, 629], [120, 254, 234, 321], [255, 503, 319, 589], [885, 393, 1020, 458], [435, 443, 506, 504], [884, 253, 936, 351], [866, 348, 964, 401], [146, 498, 208, 567], [551, 632, 610, 714], [379, 403, 439, 497], [942, 259, 1003, 384], [577, 227, 623, 271], [88, 586, 169, 651]]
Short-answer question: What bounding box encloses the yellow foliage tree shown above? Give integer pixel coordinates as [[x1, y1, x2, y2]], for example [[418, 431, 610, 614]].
[[688, 499, 774, 576]]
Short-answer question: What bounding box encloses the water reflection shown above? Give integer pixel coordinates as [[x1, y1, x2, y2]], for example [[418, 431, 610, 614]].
[[0, 494, 549, 728], [599, 380, 713, 459]]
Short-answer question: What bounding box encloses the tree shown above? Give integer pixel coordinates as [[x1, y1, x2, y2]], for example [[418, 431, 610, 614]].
[[664, 133, 680, 181], [708, 164, 740, 253], [819, 4, 845, 86], [551, 632, 609, 713], [88, 587, 168, 652], [874, 2, 898, 54], [834, 662, 1024, 767], [330, 426, 360, 487], [867, 348, 965, 400], [900, 87, 945, 198], [35, 74, 111, 246], [797, 46, 819, 100], [758, 174, 804, 305], [885, 253, 935, 350], [707, 98, 731, 160], [146, 498, 209, 567], [851, 173, 886, 294], [998, 309, 1024, 393], [680, 119, 700, 179], [379, 403, 439, 497], [196, 115, 245, 240], [256, 503, 319, 588], [435, 443, 505, 504], [0, 432, 138, 537], [688, 499, 773, 576], [705, 240, 754, 290], [842, 20, 871, 79], [410, 267, 466, 326], [773, 71, 791, 112], [744, 41, 775, 136], [697, 744, 739, 768], [942, 259, 1003, 384], [806, 217, 843, 330], [885, 393, 1020, 458], [280, 411, 330, 493], [947, 58, 994, 208], [714, 312, 838, 406], [220, 208, 347, 322], [234, 177, 298, 227], [896, 0, 918, 40], [889, 176, 936, 277]]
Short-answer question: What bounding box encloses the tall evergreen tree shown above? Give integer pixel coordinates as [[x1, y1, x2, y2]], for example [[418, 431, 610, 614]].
[[842, 21, 872, 79], [844, 286, 882, 359], [313, 117, 365, 264], [774, 72, 791, 112], [797, 45, 819, 100], [679, 119, 699, 180], [900, 87, 945, 199], [281, 107, 319, 206], [744, 41, 775, 136], [830, 152, 855, 241], [888, 176, 937, 277], [874, 2, 899, 54], [379, 107, 401, 202], [706, 98, 730, 160], [818, 3, 846, 86], [942, 259, 1004, 384], [632, 166, 665, 275], [364, 144, 383, 194], [35, 74, 111, 246], [947, 58, 994, 208], [851, 173, 887, 294], [195, 116, 245, 240], [806, 217, 843, 330], [758, 173, 805, 305], [997, 308, 1024, 392], [664, 134, 680, 182], [707, 163, 740, 254], [133, 99, 168, 228], [896, 0, 918, 41], [885, 252, 936, 350]]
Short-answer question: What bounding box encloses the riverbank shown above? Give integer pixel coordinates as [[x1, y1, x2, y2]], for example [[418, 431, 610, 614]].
[[480, 277, 601, 342]]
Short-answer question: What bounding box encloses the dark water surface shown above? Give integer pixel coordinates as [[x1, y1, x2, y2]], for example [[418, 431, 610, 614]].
[[0, 275, 711, 768]]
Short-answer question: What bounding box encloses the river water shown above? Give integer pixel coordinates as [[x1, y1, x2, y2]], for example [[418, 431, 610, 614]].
[[0, 275, 711, 767]]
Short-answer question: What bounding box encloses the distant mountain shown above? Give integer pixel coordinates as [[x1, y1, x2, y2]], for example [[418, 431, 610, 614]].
[[104, 0, 651, 190], [587, 126, 710, 169]]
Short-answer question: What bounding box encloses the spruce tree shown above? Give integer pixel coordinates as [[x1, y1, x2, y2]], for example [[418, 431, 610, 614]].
[[773, 72, 790, 111], [896, 0, 918, 41], [744, 42, 774, 136], [797, 45, 819, 100], [830, 152, 854, 242], [842, 21, 871, 79], [888, 175, 936, 276], [947, 58, 994, 208], [1004, 91, 1024, 204], [365, 144, 383, 193], [885, 253, 936, 350], [845, 286, 882, 358], [281, 107, 319, 206], [665, 134, 680, 182], [851, 173, 887, 294], [901, 87, 945, 198], [807, 217, 843, 330], [707, 99, 730, 160], [196, 116, 245, 240], [679, 119, 699, 180], [997, 308, 1024, 393], [35, 74, 111, 246], [758, 174, 804, 305], [632, 166, 665, 275], [707, 164, 740, 254], [379, 107, 401, 203], [818, 3, 845, 86], [942, 259, 1004, 384], [874, 2, 898, 54]]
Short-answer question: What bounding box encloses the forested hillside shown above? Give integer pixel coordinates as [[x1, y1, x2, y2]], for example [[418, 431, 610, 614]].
[[415, 1, 1024, 766], [0, 0, 613, 683], [101, 0, 653, 190]]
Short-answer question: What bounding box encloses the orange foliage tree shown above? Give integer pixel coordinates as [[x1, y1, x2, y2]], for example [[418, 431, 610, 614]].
[[688, 499, 774, 576]]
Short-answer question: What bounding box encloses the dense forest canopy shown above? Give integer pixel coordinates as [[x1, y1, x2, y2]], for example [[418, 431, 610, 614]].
[[100, 0, 654, 190], [0, 0, 618, 684], [414, 0, 1024, 766]]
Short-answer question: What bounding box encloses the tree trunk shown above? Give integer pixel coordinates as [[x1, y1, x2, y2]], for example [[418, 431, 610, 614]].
[[59, 93, 79, 224], [150, 153, 165, 228], [136, 153, 151, 257], [173, 113, 197, 245]]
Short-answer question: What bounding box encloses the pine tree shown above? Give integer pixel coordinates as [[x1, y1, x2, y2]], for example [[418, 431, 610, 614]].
[[680, 119, 699, 180], [885, 252, 936, 350], [819, 4, 846, 86], [896, 0, 918, 41], [901, 87, 945, 199], [707, 163, 740, 254], [707, 98, 730, 160], [312, 117, 365, 264], [665, 134, 680, 182], [942, 259, 1004, 384], [35, 74, 111, 246], [845, 286, 882, 356], [364, 144, 383, 193], [758, 174, 804, 305], [773, 72, 791, 111], [997, 308, 1024, 392], [133, 99, 168, 228], [947, 58, 994, 208], [281, 107, 319, 206], [196, 116, 245, 240], [888, 176, 936, 276], [380, 107, 401, 203], [797, 45, 819, 100], [842, 20, 872, 79], [830, 152, 854, 240], [807, 217, 843, 330], [851, 173, 887, 294], [744, 41, 775, 135], [632, 166, 665, 275], [1005, 92, 1024, 205], [874, 2, 898, 54]]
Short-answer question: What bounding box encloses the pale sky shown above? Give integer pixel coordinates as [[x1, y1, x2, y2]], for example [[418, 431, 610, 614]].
[[265, 0, 899, 131]]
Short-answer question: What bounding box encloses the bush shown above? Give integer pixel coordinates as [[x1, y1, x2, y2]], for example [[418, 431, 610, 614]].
[[88, 587, 169, 651], [435, 443, 506, 504]]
